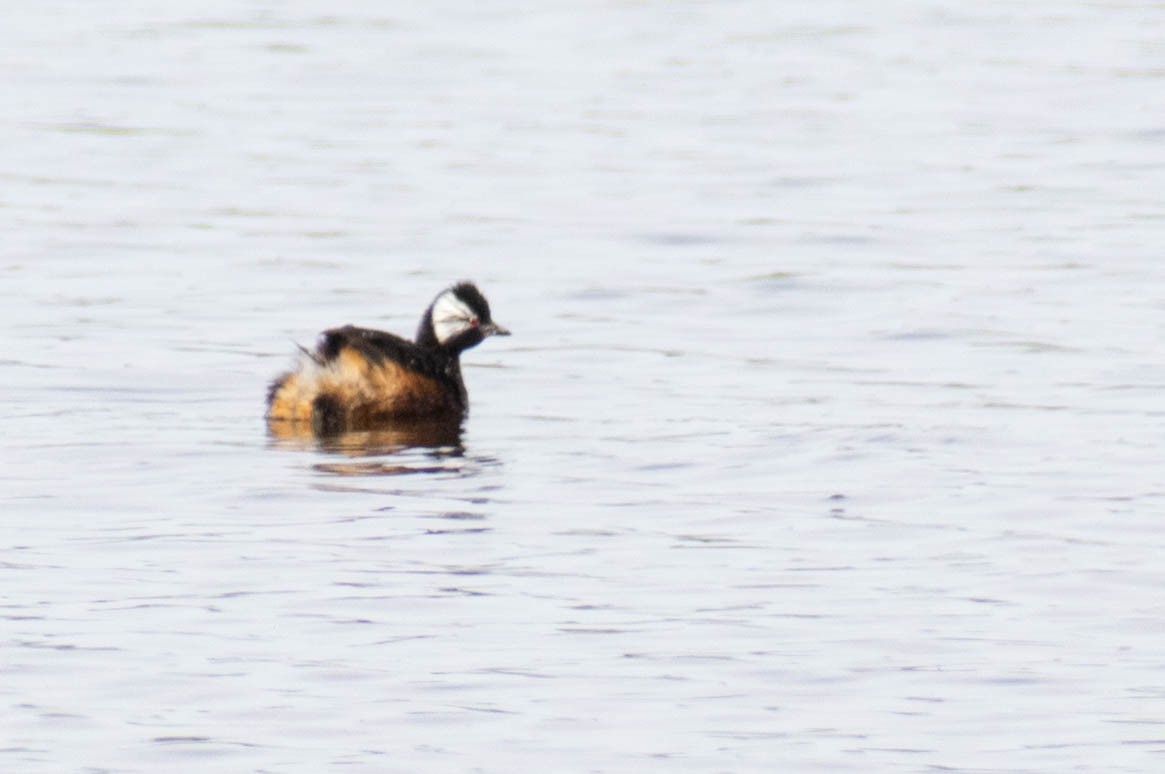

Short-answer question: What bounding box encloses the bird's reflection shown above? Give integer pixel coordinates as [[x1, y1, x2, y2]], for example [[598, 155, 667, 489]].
[[267, 413, 466, 476]]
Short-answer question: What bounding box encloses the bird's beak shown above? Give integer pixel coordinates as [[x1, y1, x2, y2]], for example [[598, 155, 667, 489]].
[[483, 322, 511, 337]]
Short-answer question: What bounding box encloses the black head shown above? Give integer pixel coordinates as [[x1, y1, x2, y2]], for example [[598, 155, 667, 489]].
[[416, 281, 510, 353]]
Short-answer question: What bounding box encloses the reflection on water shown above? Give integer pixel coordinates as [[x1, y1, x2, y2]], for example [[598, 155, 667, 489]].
[[266, 411, 490, 479], [313, 459, 460, 477], [268, 411, 468, 476], [266, 412, 464, 455]]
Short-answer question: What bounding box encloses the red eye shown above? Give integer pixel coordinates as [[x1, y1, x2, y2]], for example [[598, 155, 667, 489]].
[[470, 317, 479, 327]]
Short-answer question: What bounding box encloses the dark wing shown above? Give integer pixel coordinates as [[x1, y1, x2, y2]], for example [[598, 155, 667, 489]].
[[316, 325, 447, 378]]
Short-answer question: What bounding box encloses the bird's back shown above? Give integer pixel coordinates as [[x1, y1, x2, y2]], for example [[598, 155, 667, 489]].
[[266, 325, 464, 435]]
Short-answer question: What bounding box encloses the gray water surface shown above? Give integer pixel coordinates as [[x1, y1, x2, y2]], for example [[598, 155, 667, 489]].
[[4, 2, 1165, 772]]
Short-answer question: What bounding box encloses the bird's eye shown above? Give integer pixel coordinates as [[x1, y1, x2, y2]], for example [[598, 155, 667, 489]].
[[469, 317, 479, 327]]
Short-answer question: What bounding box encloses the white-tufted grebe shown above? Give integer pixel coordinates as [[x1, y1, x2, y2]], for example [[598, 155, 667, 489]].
[[266, 282, 509, 435]]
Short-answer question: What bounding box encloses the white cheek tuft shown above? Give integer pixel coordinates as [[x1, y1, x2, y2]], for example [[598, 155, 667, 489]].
[[431, 291, 475, 344]]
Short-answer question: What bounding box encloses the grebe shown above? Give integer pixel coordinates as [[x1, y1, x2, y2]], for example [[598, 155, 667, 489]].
[[266, 282, 509, 435]]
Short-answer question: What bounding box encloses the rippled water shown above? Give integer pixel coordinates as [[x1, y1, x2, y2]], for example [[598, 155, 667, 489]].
[[4, 2, 1165, 772]]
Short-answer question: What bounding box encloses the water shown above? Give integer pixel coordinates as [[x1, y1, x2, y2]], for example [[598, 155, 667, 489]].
[[4, 2, 1165, 771]]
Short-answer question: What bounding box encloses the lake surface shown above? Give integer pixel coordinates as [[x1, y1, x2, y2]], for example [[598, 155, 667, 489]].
[[4, 2, 1165, 771]]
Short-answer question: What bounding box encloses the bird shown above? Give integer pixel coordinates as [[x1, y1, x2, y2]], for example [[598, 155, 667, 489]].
[[266, 281, 509, 436]]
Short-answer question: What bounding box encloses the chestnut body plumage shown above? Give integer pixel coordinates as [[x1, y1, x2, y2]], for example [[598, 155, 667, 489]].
[[266, 282, 509, 436]]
